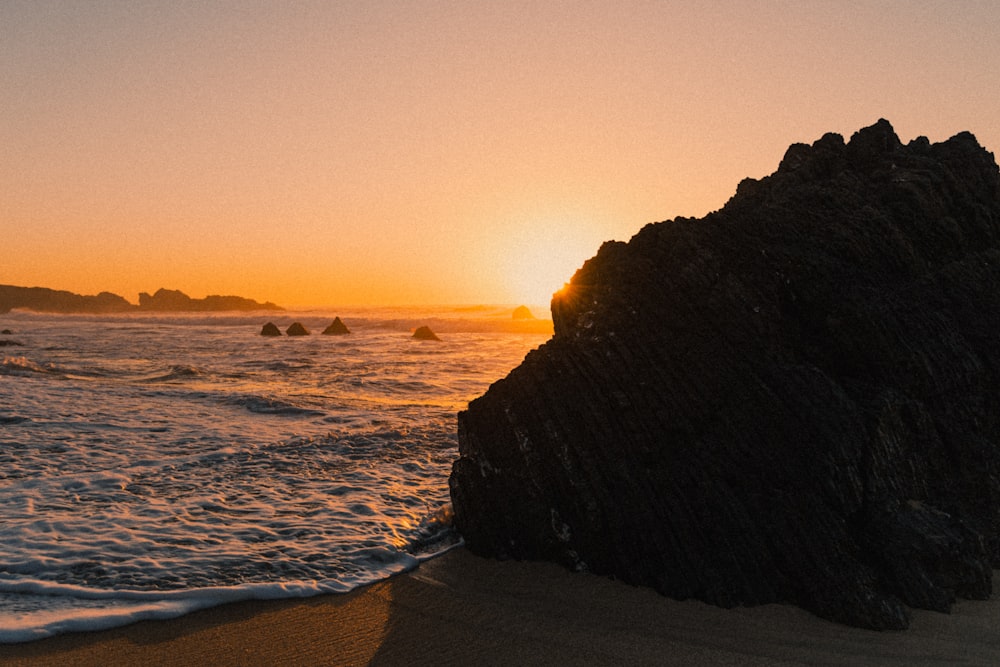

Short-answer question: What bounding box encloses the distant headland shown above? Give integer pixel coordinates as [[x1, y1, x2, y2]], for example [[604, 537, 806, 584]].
[[0, 285, 283, 314]]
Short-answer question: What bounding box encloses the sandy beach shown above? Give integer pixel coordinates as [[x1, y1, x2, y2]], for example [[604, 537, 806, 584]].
[[1, 549, 998, 666]]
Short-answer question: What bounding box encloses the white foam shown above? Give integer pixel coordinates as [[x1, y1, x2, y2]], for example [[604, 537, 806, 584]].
[[0, 548, 430, 643], [0, 355, 53, 376], [0, 308, 548, 642]]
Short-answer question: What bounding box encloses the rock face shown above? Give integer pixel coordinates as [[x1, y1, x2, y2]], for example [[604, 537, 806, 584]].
[[449, 120, 1000, 630], [260, 322, 282, 336], [322, 317, 351, 335], [413, 326, 441, 341], [286, 322, 310, 336]]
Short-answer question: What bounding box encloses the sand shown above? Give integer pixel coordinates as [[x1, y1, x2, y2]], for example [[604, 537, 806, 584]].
[[2, 549, 999, 666]]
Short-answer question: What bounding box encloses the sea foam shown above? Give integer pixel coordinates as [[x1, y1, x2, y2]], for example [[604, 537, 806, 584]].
[[0, 308, 547, 642]]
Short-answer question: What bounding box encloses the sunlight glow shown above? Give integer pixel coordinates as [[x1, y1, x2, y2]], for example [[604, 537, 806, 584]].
[[3, 3, 997, 306], [498, 219, 604, 308]]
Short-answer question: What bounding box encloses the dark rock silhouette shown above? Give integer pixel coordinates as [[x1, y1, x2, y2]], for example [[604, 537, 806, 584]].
[[450, 120, 1000, 630], [286, 322, 310, 336], [0, 285, 281, 314], [0, 286, 132, 314], [0, 340, 23, 347], [322, 317, 351, 335], [260, 322, 282, 336], [138, 288, 282, 312], [1, 329, 11, 335], [512, 305, 535, 320], [412, 326, 441, 341]]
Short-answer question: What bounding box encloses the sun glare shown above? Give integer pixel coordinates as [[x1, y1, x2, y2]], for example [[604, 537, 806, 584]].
[[499, 223, 602, 308]]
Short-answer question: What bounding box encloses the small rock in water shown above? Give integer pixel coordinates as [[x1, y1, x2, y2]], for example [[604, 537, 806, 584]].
[[260, 322, 282, 336], [1, 329, 12, 335], [412, 326, 440, 341], [286, 322, 310, 336], [512, 305, 535, 320], [322, 317, 351, 335]]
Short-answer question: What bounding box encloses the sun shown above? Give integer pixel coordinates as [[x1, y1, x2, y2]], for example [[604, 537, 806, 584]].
[[498, 223, 603, 308]]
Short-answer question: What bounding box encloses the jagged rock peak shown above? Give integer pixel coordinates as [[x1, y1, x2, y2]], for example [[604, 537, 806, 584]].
[[138, 288, 283, 312], [450, 120, 1000, 630], [286, 322, 310, 336], [260, 322, 281, 336], [733, 119, 997, 211], [412, 326, 440, 341], [512, 305, 535, 320], [322, 317, 351, 335]]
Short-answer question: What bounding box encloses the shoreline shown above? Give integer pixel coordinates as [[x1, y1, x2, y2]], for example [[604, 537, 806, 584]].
[[2, 549, 999, 666]]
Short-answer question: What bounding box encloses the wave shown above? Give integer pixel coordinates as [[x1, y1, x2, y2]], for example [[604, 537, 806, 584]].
[[0, 356, 56, 377], [368, 378, 440, 394], [229, 395, 325, 416], [0, 415, 30, 425], [135, 365, 203, 383], [404, 504, 461, 558], [0, 311, 292, 329], [0, 575, 359, 644], [0, 519, 460, 645], [256, 360, 314, 372], [0, 307, 540, 644], [357, 317, 553, 335], [0, 495, 458, 643]]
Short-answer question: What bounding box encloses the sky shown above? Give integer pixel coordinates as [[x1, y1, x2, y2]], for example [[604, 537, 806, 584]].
[[3, 1, 999, 308]]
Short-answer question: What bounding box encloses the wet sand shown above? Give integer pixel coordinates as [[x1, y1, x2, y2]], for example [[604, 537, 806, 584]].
[[2, 549, 998, 666]]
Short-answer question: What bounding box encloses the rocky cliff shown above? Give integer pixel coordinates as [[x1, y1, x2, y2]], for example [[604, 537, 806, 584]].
[[0, 285, 282, 314], [137, 288, 282, 312], [449, 120, 1000, 629], [0, 285, 132, 314]]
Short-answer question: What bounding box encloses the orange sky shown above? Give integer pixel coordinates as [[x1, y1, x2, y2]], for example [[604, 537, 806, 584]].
[[3, 2, 999, 308]]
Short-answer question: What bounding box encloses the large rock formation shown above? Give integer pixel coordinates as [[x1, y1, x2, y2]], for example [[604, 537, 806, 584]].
[[0, 285, 132, 314], [138, 288, 282, 312], [449, 120, 1000, 630], [0, 285, 282, 314]]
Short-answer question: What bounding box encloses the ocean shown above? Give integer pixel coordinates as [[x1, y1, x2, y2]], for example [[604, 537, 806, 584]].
[[0, 306, 550, 643]]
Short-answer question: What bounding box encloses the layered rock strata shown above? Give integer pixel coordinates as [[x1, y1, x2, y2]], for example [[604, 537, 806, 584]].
[[449, 120, 1000, 629]]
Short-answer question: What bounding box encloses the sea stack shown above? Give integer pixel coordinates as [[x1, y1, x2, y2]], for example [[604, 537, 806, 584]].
[[322, 317, 351, 335], [512, 305, 535, 320], [449, 120, 1000, 630], [412, 326, 440, 341], [260, 322, 281, 336], [286, 322, 310, 336]]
